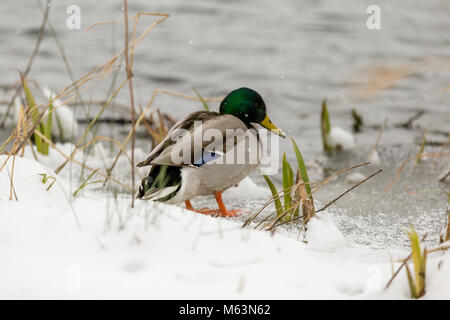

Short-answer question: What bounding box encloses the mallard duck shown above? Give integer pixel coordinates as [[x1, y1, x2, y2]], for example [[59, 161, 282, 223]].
[[136, 87, 285, 216]]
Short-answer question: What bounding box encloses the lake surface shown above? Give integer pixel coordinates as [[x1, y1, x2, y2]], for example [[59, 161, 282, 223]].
[[0, 0, 449, 249]]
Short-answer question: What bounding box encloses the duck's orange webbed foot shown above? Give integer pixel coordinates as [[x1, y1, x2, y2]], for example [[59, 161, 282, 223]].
[[184, 197, 241, 217], [218, 209, 241, 217], [214, 191, 241, 217], [195, 207, 218, 215], [194, 207, 241, 217], [185, 201, 216, 215]]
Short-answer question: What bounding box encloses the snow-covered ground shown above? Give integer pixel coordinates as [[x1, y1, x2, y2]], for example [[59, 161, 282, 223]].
[[0, 151, 449, 299]]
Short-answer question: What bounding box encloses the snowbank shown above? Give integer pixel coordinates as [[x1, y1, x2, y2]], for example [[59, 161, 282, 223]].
[[0, 155, 449, 299], [305, 217, 347, 250], [327, 127, 355, 150]]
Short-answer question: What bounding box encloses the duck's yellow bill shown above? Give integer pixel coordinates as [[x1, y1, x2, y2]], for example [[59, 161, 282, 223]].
[[260, 115, 286, 138]]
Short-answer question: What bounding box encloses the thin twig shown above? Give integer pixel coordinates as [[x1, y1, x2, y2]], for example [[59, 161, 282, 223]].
[[367, 118, 387, 161], [124, 0, 137, 207], [316, 169, 383, 213]]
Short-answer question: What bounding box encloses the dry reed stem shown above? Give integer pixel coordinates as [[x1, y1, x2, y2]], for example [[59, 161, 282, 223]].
[[141, 109, 171, 145], [311, 162, 371, 196], [442, 213, 450, 244], [264, 203, 300, 230], [141, 116, 163, 144], [386, 253, 412, 289], [413, 129, 427, 169], [6, 105, 28, 201], [367, 118, 387, 161], [9, 143, 18, 202], [0, 134, 14, 154], [9, 106, 29, 199], [24, 0, 52, 76], [123, 0, 137, 208], [439, 171, 450, 182], [156, 110, 168, 137], [315, 169, 383, 214]]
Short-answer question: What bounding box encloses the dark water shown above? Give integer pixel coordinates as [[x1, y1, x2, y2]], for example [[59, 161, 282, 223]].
[[0, 0, 449, 249]]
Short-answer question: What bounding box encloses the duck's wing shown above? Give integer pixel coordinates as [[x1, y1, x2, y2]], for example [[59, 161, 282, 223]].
[[137, 111, 219, 167], [136, 111, 250, 168]]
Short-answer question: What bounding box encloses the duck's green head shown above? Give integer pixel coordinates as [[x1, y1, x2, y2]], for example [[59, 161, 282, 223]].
[[219, 87, 286, 138]]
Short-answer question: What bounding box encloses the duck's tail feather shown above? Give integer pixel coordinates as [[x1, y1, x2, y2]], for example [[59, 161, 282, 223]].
[[137, 165, 182, 202], [140, 185, 180, 201]]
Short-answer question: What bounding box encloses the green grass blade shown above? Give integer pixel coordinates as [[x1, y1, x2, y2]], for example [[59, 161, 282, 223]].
[[321, 98, 332, 152], [43, 100, 53, 155], [290, 137, 312, 199], [20, 74, 43, 153], [20, 74, 36, 115], [73, 169, 99, 197], [351, 109, 363, 133], [421, 249, 427, 293], [38, 173, 55, 184], [193, 88, 210, 111], [406, 227, 422, 282], [406, 226, 426, 298], [414, 130, 426, 165], [405, 263, 417, 298], [38, 173, 56, 191], [286, 161, 294, 219], [262, 174, 283, 217], [445, 210, 450, 242], [282, 153, 293, 211]]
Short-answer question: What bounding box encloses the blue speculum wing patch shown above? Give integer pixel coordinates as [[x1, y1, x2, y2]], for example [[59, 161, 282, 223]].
[[193, 151, 221, 167]]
